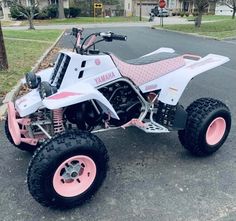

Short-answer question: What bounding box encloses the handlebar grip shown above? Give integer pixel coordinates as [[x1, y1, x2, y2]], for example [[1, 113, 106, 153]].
[[71, 27, 83, 36], [111, 34, 127, 41]]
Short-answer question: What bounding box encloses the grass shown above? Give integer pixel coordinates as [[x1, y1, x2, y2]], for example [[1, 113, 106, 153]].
[[0, 20, 16, 27], [161, 18, 236, 39], [187, 15, 232, 21], [3, 29, 62, 42], [20, 16, 147, 26], [0, 30, 62, 96]]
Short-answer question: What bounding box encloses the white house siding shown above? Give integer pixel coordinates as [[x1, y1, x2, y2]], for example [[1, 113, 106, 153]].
[[215, 4, 233, 15], [0, 1, 10, 20], [134, 1, 158, 16], [124, 0, 132, 16]]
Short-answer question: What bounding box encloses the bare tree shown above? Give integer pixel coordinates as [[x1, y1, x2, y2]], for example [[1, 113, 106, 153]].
[[0, 21, 8, 70], [193, 0, 209, 27], [58, 0, 65, 19], [219, 0, 236, 18], [11, 0, 39, 29]]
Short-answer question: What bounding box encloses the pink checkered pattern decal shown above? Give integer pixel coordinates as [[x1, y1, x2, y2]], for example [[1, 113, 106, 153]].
[[111, 55, 185, 86]]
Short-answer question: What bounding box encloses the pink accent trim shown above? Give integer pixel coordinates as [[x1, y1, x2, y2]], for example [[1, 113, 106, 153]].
[[53, 155, 97, 197], [206, 117, 226, 145], [95, 58, 101, 66], [111, 54, 185, 86], [84, 35, 96, 49], [183, 54, 201, 60], [121, 118, 145, 129], [53, 109, 64, 134], [8, 102, 21, 145], [48, 92, 82, 100], [17, 118, 31, 126], [7, 102, 39, 146], [76, 33, 82, 48], [95, 72, 116, 85]]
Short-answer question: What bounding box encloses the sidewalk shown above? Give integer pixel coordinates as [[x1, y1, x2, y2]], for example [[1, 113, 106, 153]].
[[2, 17, 193, 30]]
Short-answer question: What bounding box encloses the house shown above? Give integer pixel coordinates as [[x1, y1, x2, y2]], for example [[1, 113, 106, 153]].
[[0, 1, 11, 20], [124, 0, 216, 16], [215, 4, 234, 15], [0, 0, 69, 20]]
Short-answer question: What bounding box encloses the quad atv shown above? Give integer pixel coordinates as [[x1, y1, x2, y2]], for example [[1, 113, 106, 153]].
[[5, 28, 231, 208]]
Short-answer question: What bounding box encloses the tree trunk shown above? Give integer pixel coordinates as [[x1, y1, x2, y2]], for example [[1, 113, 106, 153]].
[[58, 0, 65, 19], [0, 21, 8, 71], [232, 8, 236, 19], [28, 17, 35, 30], [195, 12, 203, 28]]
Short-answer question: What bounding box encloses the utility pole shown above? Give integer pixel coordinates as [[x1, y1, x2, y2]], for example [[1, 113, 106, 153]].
[[0, 21, 8, 71], [139, 0, 142, 21]]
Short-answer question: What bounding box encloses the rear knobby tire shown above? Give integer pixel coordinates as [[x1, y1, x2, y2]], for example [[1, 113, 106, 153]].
[[178, 98, 231, 156], [27, 130, 108, 209], [4, 118, 38, 152]]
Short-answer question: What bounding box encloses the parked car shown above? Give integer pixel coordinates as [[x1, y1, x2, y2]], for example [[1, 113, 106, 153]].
[[151, 7, 170, 17], [157, 8, 170, 17]]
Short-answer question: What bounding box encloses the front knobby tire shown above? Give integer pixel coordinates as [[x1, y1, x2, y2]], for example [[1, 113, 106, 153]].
[[178, 98, 231, 156], [27, 130, 108, 209]]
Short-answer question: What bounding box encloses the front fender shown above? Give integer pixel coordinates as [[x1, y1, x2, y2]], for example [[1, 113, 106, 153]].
[[42, 82, 119, 120]]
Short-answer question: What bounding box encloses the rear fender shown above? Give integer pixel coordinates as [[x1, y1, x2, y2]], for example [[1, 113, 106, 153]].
[[42, 82, 119, 119], [157, 54, 230, 105]]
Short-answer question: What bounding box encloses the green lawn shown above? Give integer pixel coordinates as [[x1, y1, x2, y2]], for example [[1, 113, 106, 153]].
[[187, 15, 233, 21], [3, 29, 62, 42], [161, 19, 236, 39], [0, 30, 62, 96], [20, 16, 146, 26]]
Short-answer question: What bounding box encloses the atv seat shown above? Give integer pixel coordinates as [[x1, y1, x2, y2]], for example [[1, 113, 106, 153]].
[[110, 52, 185, 86]]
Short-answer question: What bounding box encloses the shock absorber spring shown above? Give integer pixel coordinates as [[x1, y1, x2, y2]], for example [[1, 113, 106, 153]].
[[53, 108, 64, 134]]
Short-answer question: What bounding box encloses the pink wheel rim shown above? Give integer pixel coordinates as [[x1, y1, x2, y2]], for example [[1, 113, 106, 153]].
[[53, 155, 96, 197], [206, 117, 226, 146]]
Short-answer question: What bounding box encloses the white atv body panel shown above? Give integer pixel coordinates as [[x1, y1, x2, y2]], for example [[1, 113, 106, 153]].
[[139, 53, 230, 105], [42, 82, 119, 119], [53, 51, 121, 89], [15, 89, 42, 117], [141, 47, 175, 57], [15, 48, 229, 118]]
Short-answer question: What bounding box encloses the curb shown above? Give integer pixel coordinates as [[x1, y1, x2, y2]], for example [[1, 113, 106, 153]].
[[0, 30, 65, 119], [152, 26, 222, 41]]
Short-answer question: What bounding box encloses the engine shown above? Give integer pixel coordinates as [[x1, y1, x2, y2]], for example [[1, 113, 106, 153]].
[[64, 81, 142, 129], [100, 81, 142, 126]]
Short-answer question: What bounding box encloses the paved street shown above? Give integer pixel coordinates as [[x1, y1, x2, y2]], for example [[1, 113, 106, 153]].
[[0, 27, 236, 221]]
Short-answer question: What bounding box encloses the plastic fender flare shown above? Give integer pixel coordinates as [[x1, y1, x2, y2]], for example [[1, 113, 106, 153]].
[[42, 82, 119, 120]]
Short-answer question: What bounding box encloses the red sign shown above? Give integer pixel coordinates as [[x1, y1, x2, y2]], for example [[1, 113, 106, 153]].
[[159, 0, 166, 8]]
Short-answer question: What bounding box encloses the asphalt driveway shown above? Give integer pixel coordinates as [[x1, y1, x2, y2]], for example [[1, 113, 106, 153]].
[[0, 27, 235, 221]]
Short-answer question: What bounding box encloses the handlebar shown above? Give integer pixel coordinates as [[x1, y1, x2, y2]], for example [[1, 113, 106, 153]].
[[98, 32, 127, 41], [71, 28, 127, 54], [71, 27, 84, 37]]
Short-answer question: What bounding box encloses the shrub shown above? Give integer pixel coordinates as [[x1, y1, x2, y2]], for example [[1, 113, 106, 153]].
[[172, 12, 176, 16], [68, 7, 81, 18], [176, 12, 180, 16], [10, 5, 39, 20], [185, 12, 189, 17], [64, 8, 70, 18], [47, 4, 58, 18], [180, 12, 185, 17], [10, 5, 24, 20], [36, 7, 49, 19], [192, 12, 199, 16]]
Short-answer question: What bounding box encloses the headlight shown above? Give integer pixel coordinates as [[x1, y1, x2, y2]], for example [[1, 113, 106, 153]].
[[25, 72, 41, 89], [39, 81, 57, 99]]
